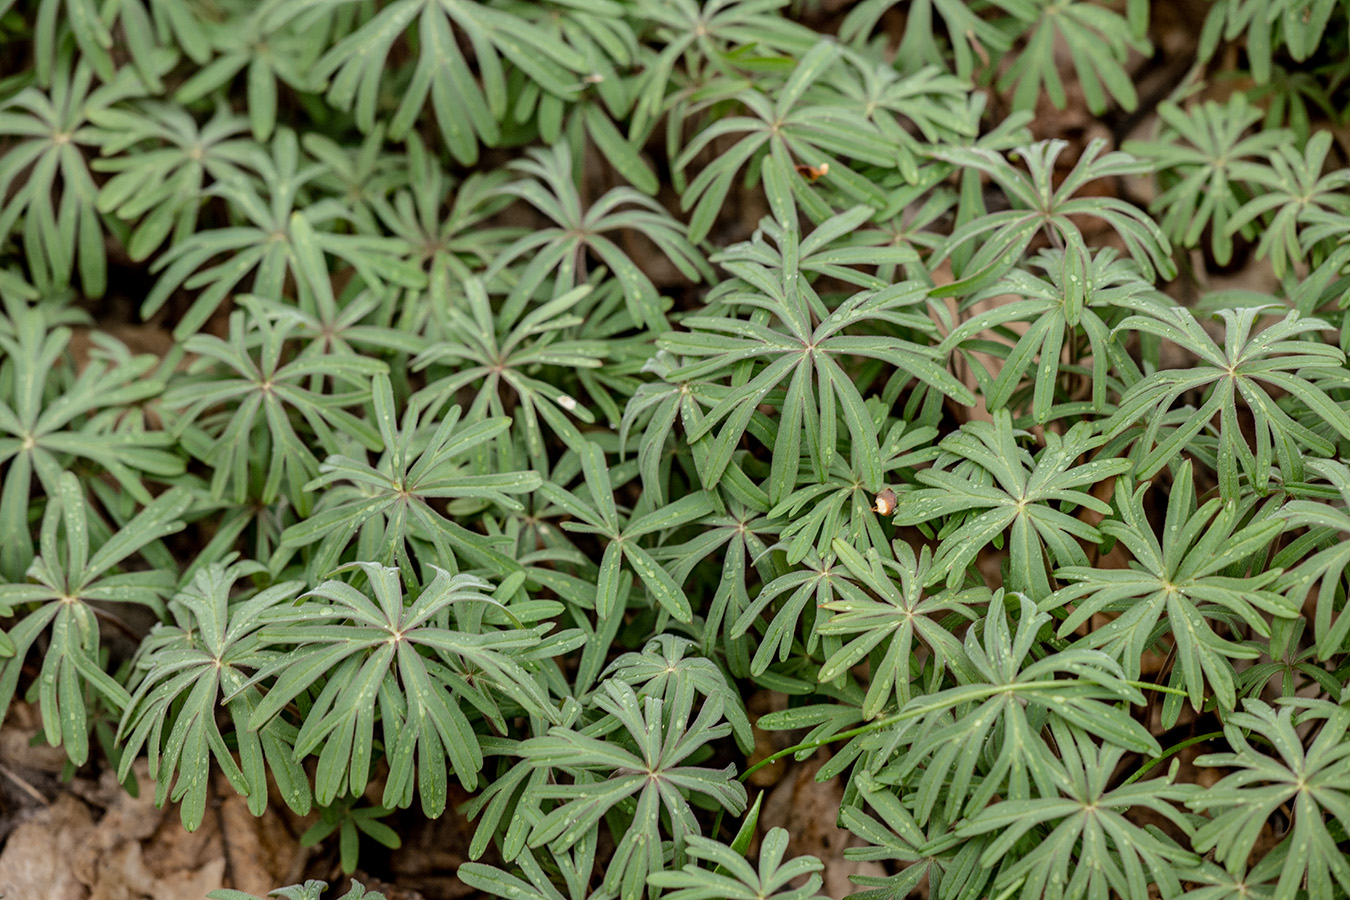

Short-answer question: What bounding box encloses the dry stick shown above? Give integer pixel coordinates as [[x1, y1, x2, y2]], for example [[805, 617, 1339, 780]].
[[0, 761, 48, 805]]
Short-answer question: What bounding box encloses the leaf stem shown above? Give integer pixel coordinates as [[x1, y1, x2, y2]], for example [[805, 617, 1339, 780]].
[[739, 712, 905, 783], [1120, 730, 1224, 786], [741, 679, 1190, 784], [1125, 680, 1189, 697]]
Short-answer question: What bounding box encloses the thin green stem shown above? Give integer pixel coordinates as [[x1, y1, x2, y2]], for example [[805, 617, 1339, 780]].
[[739, 712, 905, 783], [1126, 680, 1189, 698], [740, 679, 1183, 784], [1121, 731, 1224, 786]]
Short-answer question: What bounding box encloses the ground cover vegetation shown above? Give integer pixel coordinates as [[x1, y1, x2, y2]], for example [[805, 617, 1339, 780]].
[[1, 0, 1350, 897]]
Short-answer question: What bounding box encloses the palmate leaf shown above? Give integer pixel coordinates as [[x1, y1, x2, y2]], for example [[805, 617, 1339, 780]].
[[487, 142, 708, 332], [28, 0, 203, 89], [1225, 130, 1350, 277], [0, 51, 151, 298], [168, 445, 297, 576], [921, 105, 1035, 277], [522, 680, 747, 900], [757, 195, 932, 289], [554, 281, 662, 431], [1277, 458, 1350, 659], [1232, 615, 1342, 703], [1246, 63, 1348, 142], [242, 288, 425, 365], [749, 204, 923, 294], [0, 307, 183, 580], [629, 0, 817, 138], [277, 373, 540, 584], [504, 0, 637, 114], [996, 0, 1149, 114], [412, 279, 606, 468], [495, 2, 651, 193], [839, 0, 1029, 80], [91, 101, 256, 261], [1199, 0, 1339, 83], [264, 0, 587, 165], [1124, 95, 1291, 266], [818, 538, 985, 718], [658, 493, 782, 677], [768, 417, 939, 566], [731, 548, 847, 678], [660, 215, 971, 497], [1173, 859, 1283, 900], [894, 412, 1129, 597], [369, 135, 516, 296], [117, 561, 312, 831], [840, 774, 995, 900], [164, 304, 386, 514], [706, 204, 924, 302], [930, 139, 1174, 306], [239, 142, 475, 354], [299, 126, 410, 237], [482, 457, 615, 622], [170, 3, 326, 142], [830, 57, 981, 183], [605, 635, 753, 752], [873, 595, 1159, 828], [940, 248, 1171, 424], [675, 40, 897, 243], [619, 349, 726, 509], [1106, 305, 1350, 498], [540, 440, 714, 623], [142, 129, 426, 338], [299, 796, 402, 875], [646, 827, 827, 900], [1190, 699, 1350, 900], [0, 473, 188, 766], [242, 562, 554, 813], [1047, 460, 1298, 711], [957, 720, 1199, 900]]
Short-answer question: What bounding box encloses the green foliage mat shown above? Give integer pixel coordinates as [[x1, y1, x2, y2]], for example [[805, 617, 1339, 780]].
[[2, 0, 1350, 898]]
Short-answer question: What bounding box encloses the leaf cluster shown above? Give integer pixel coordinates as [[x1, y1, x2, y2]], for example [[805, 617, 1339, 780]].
[[4, 1, 1350, 899]]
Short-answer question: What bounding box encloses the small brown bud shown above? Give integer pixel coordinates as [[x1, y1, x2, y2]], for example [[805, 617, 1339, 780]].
[[794, 162, 829, 182]]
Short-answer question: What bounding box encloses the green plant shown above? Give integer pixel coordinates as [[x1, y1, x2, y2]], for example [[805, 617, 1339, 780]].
[[0, 473, 189, 766], [648, 826, 828, 900], [209, 878, 387, 900], [117, 560, 312, 830], [300, 797, 403, 876], [6, 1, 1350, 899], [1190, 699, 1350, 900]]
